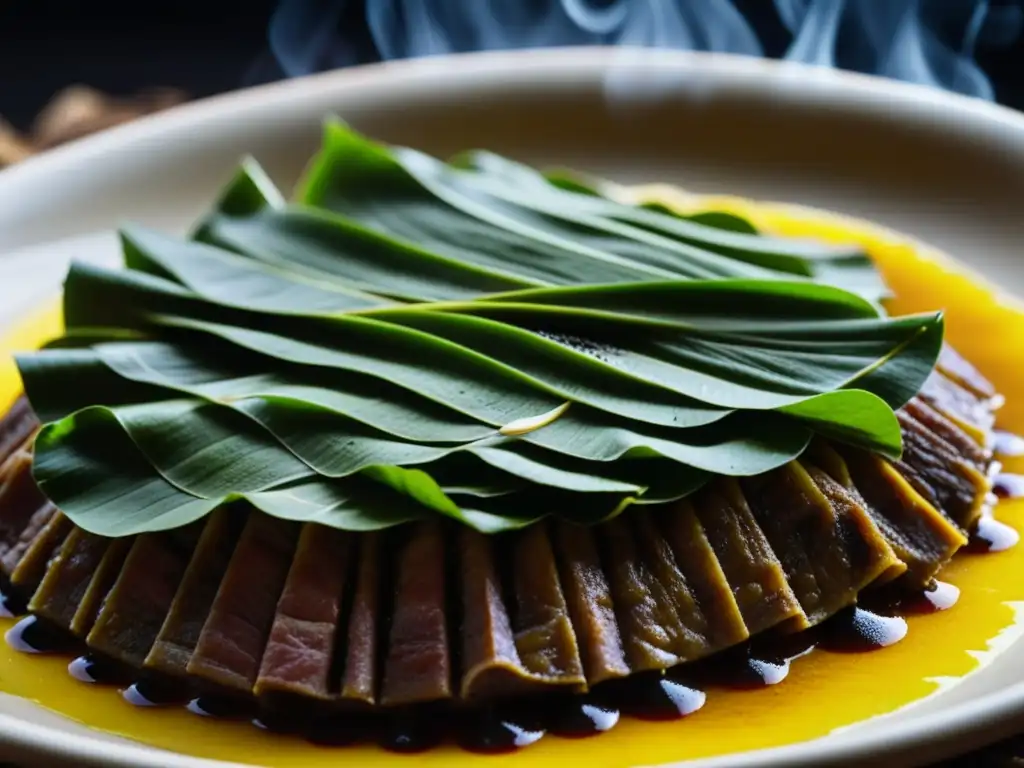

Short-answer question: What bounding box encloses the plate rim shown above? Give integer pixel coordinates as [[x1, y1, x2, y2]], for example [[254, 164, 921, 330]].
[[2, 46, 1024, 767]]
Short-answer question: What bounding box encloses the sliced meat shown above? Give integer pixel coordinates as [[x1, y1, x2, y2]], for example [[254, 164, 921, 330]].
[[459, 527, 537, 700], [660, 499, 749, 649], [551, 520, 629, 686], [336, 532, 381, 706], [599, 515, 685, 671], [9, 509, 72, 592], [187, 513, 299, 694], [832, 445, 967, 586], [380, 522, 451, 706], [145, 506, 244, 678], [87, 524, 203, 667], [507, 522, 585, 688], [255, 524, 352, 702], [691, 479, 805, 635], [0, 397, 38, 466], [28, 529, 128, 635], [896, 410, 991, 530], [740, 461, 898, 626], [0, 450, 53, 575]]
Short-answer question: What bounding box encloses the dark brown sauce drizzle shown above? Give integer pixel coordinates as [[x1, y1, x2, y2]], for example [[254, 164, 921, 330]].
[[68, 654, 134, 686], [994, 431, 1024, 457], [458, 707, 547, 754], [993, 473, 1024, 500], [0, 588, 26, 619], [544, 693, 621, 738], [5, 616, 80, 655], [122, 679, 191, 707], [815, 607, 908, 653], [968, 516, 1020, 553], [0, 528, 1015, 754]]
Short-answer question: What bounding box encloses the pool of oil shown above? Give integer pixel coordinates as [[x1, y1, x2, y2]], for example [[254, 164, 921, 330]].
[[1, 193, 1023, 767]]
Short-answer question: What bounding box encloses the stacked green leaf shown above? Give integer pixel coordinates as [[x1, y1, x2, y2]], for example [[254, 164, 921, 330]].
[[15, 120, 943, 537]]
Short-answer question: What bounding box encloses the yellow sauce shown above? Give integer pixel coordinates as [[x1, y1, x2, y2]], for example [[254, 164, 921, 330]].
[[2, 194, 1024, 767]]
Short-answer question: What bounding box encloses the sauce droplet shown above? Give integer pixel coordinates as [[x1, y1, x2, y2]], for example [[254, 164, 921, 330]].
[[122, 679, 189, 707], [968, 517, 1020, 553], [546, 695, 621, 738], [187, 696, 256, 720], [459, 708, 546, 754], [818, 607, 908, 653], [994, 431, 1024, 457], [0, 588, 27, 618], [617, 674, 706, 720], [993, 473, 1024, 500], [5, 616, 79, 654], [68, 654, 133, 686], [379, 712, 444, 754]]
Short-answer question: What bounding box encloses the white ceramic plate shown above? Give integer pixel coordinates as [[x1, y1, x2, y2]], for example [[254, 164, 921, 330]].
[[1, 48, 1024, 768]]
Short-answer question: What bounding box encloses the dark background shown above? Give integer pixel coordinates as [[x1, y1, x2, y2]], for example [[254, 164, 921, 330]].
[[1, 0, 1023, 131]]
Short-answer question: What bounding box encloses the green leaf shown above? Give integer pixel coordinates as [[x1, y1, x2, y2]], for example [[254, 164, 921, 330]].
[[15, 119, 947, 538]]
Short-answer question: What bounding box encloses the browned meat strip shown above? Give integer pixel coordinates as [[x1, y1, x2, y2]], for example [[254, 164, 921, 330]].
[[896, 410, 990, 530], [460, 527, 536, 700], [29, 529, 128, 635], [815, 442, 967, 587], [0, 397, 37, 465], [87, 524, 203, 667], [660, 500, 749, 648], [145, 507, 244, 678], [691, 479, 805, 635], [741, 461, 899, 626], [255, 524, 352, 702], [9, 509, 72, 592], [336, 532, 381, 706], [187, 513, 299, 694], [0, 450, 53, 575], [380, 522, 451, 706], [600, 515, 685, 671], [551, 520, 629, 686]]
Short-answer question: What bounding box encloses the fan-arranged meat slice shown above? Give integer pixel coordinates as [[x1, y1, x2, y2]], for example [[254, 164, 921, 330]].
[[551, 520, 630, 686], [740, 461, 900, 626], [186, 514, 299, 694], [0, 450, 55, 573], [691, 479, 806, 635], [145, 506, 245, 679], [0, 397, 37, 463], [9, 510, 72, 592], [380, 522, 452, 706], [0, 350, 1005, 725], [255, 523, 353, 703], [87, 524, 204, 667], [336, 532, 382, 706], [895, 410, 991, 531], [811, 441, 967, 587]]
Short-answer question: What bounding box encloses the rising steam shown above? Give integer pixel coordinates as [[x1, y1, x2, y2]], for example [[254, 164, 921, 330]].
[[266, 0, 1023, 100]]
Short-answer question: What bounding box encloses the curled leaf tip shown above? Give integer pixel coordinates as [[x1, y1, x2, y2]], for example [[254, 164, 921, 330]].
[[499, 402, 571, 437]]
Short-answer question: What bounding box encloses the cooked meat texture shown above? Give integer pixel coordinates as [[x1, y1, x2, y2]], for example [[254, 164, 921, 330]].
[[0, 349, 1002, 708], [0, 397, 37, 467], [9, 510, 72, 592], [255, 524, 352, 702], [0, 450, 55, 575], [380, 522, 452, 706], [145, 507, 245, 678], [87, 524, 203, 666], [336, 532, 382, 706], [29, 529, 127, 635], [552, 520, 630, 686], [187, 514, 299, 693], [740, 461, 899, 626], [692, 478, 805, 634]]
